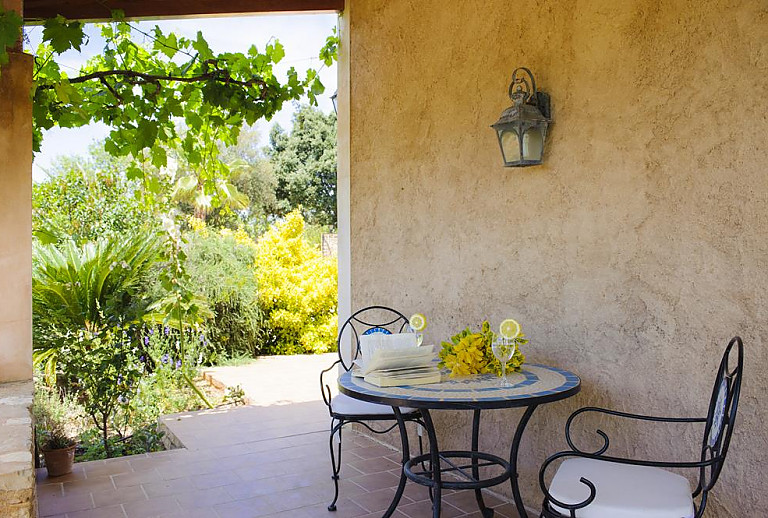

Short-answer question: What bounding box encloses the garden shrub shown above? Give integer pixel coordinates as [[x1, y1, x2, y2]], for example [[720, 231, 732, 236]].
[[113, 327, 211, 433], [32, 153, 164, 246], [76, 424, 165, 462], [255, 210, 337, 354], [184, 219, 263, 360], [32, 233, 163, 380], [32, 233, 167, 457]]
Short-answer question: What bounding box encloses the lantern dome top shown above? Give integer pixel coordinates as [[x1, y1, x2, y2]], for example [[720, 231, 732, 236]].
[[491, 101, 550, 129]]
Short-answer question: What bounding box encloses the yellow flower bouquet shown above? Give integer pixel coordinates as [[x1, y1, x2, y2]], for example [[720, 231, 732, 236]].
[[438, 321, 527, 377]]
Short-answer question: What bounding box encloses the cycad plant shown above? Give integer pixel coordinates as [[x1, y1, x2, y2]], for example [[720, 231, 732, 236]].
[[32, 233, 163, 382]]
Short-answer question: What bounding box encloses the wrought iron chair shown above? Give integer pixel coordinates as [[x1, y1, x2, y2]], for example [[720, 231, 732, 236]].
[[539, 336, 743, 518], [320, 306, 424, 512]]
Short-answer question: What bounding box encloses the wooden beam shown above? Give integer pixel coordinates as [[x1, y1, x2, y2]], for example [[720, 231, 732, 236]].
[[23, 0, 343, 22]]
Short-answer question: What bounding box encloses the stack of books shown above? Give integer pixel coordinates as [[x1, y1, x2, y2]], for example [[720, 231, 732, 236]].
[[352, 333, 441, 387]]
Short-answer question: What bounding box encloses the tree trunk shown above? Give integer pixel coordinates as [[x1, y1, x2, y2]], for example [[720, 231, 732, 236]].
[[101, 413, 112, 458]]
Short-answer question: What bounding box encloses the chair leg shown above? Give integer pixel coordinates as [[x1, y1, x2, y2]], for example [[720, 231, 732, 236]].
[[328, 419, 344, 511]]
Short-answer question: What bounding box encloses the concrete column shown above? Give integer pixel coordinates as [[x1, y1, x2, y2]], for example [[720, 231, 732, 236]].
[[337, 4, 352, 364], [0, 0, 33, 384], [0, 5, 37, 518]]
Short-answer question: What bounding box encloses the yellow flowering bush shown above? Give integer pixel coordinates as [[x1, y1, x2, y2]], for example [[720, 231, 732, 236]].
[[185, 214, 337, 356], [439, 321, 526, 377], [255, 210, 337, 354], [187, 216, 208, 235]]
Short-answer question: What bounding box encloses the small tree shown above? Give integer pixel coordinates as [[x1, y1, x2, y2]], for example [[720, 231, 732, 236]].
[[32, 148, 166, 245], [61, 325, 143, 458], [224, 126, 279, 229]]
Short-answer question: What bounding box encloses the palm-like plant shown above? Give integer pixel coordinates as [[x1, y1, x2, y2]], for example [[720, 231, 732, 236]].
[[171, 172, 249, 221], [32, 234, 163, 382]]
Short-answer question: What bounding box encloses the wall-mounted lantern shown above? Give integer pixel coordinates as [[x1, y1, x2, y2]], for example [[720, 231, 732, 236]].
[[491, 67, 552, 167], [331, 90, 338, 114]]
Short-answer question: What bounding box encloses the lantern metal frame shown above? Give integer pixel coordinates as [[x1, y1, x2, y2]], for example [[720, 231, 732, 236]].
[[491, 67, 552, 167]]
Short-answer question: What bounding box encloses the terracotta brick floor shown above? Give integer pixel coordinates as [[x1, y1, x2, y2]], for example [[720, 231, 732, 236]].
[[35, 355, 522, 518]]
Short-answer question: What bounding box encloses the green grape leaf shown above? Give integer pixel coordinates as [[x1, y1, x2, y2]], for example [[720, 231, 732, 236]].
[[126, 165, 144, 180], [0, 8, 21, 48], [319, 27, 339, 67], [152, 28, 178, 59], [192, 31, 214, 61], [267, 40, 285, 63], [150, 146, 167, 168], [0, 7, 22, 68], [43, 16, 86, 54], [145, 175, 162, 194]]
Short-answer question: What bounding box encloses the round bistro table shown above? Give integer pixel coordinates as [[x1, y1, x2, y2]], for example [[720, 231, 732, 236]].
[[338, 364, 580, 518]]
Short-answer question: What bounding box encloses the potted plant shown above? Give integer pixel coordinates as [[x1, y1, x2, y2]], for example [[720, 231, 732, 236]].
[[38, 426, 76, 477], [33, 384, 77, 477]]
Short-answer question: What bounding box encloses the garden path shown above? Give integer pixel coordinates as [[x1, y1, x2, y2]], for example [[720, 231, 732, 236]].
[[202, 353, 339, 407], [35, 355, 520, 518]]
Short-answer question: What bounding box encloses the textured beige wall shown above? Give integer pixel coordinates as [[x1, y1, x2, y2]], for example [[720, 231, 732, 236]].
[[347, 0, 767, 515], [0, 49, 33, 384]]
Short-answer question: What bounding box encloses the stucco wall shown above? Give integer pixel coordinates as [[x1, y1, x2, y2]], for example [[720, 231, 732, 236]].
[[346, 0, 767, 515]]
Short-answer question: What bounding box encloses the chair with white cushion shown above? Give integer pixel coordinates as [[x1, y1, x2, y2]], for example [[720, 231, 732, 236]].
[[320, 306, 423, 512], [539, 337, 743, 518]]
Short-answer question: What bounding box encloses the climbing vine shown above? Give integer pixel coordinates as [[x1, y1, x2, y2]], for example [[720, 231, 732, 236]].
[[0, 7, 339, 208], [0, 6, 22, 66]]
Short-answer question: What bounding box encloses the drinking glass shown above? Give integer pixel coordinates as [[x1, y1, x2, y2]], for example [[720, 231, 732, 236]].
[[407, 325, 424, 347], [491, 337, 516, 387]]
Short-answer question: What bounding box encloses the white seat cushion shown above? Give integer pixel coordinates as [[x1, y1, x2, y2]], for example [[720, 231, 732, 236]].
[[331, 393, 415, 416], [549, 458, 694, 518]]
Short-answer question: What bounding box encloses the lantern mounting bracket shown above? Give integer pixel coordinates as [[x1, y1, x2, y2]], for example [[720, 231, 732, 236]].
[[508, 67, 551, 119]]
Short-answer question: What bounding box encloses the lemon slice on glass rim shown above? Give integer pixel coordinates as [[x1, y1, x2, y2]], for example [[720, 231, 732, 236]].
[[409, 313, 427, 332], [499, 318, 521, 340]]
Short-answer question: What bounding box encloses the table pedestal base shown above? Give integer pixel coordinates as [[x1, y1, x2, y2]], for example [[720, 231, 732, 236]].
[[388, 405, 539, 518]]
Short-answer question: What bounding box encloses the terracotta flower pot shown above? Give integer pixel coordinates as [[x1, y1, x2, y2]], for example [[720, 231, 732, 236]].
[[42, 445, 76, 477]]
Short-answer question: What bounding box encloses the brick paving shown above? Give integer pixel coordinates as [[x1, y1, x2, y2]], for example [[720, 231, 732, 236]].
[[36, 355, 520, 518]]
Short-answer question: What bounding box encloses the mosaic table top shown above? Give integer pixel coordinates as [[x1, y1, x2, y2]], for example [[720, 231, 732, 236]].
[[338, 364, 580, 410]]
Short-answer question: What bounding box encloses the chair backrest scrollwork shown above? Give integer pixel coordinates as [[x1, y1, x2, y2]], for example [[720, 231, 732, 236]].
[[698, 336, 743, 497], [336, 306, 409, 371]]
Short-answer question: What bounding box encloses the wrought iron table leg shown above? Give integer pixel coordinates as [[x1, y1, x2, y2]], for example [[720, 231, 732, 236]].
[[509, 405, 538, 518], [471, 408, 494, 518], [384, 408, 412, 518], [420, 409, 442, 518]]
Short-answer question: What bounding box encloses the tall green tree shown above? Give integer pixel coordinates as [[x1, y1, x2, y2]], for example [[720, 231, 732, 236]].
[[268, 105, 337, 227]]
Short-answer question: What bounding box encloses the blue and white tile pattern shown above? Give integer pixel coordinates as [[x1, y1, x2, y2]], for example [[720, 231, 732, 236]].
[[339, 364, 580, 407]]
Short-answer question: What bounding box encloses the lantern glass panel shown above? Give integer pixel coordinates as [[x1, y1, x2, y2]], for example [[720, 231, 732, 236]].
[[522, 127, 543, 162], [499, 128, 521, 164]]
